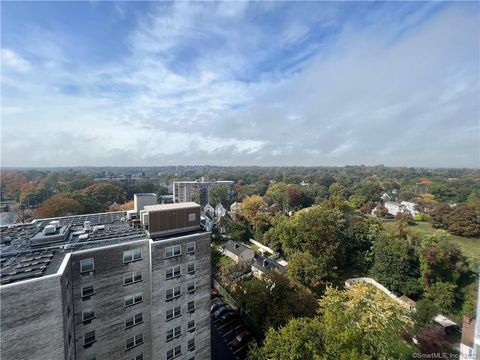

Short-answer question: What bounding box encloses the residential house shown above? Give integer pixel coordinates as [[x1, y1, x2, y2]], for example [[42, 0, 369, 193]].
[[251, 254, 286, 279], [220, 240, 255, 264]]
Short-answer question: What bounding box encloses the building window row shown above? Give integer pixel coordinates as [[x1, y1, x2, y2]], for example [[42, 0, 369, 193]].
[[165, 241, 196, 259], [165, 286, 181, 301], [125, 312, 143, 328], [125, 293, 143, 307], [81, 283, 95, 299], [165, 306, 182, 321], [82, 308, 95, 323], [124, 271, 143, 285], [187, 301, 195, 313], [80, 258, 94, 273], [125, 333, 144, 351], [124, 249, 142, 263], [165, 265, 181, 280], [166, 325, 182, 342], [188, 338, 195, 352], [187, 320, 195, 333], [84, 330, 96, 347], [166, 345, 182, 360]]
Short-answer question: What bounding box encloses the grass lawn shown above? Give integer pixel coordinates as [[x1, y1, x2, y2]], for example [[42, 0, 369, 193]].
[[385, 221, 480, 261]]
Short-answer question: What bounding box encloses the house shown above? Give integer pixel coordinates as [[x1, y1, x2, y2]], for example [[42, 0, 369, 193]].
[[203, 203, 215, 219], [251, 254, 286, 279], [215, 204, 226, 218], [400, 201, 419, 216], [220, 240, 255, 264]]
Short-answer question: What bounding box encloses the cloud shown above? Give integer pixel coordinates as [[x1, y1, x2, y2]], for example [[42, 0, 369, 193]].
[[1, 49, 31, 72], [1, 2, 478, 167]]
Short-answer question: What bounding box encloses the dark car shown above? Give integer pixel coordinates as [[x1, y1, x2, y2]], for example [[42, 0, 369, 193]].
[[212, 305, 231, 319], [231, 330, 252, 349], [218, 309, 238, 323], [211, 298, 225, 313]]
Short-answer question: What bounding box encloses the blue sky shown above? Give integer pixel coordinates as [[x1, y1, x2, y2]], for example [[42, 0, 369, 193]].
[[1, 1, 479, 167]]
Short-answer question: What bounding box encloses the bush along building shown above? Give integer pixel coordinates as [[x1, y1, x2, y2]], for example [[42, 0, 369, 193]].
[[0, 194, 211, 360]]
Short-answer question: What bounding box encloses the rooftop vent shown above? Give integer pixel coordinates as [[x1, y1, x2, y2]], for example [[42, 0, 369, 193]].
[[263, 259, 269, 267], [234, 243, 240, 249]]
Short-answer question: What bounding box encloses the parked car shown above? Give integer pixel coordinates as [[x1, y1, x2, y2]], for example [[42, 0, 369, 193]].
[[231, 330, 252, 349], [218, 309, 238, 323], [211, 298, 225, 312], [212, 305, 231, 319]]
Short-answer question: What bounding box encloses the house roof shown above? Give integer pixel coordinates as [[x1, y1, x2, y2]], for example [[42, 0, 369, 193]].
[[221, 240, 252, 257], [252, 254, 286, 274]]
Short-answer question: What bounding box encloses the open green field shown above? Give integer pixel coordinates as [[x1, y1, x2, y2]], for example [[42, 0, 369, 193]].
[[384, 221, 480, 261]]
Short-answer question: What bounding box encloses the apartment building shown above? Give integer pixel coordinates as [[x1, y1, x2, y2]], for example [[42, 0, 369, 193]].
[[173, 180, 234, 207], [0, 199, 211, 360]]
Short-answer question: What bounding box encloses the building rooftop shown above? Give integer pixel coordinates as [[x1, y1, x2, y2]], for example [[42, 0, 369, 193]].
[[221, 240, 253, 257], [252, 254, 286, 274], [0, 211, 150, 285], [144, 202, 200, 212]]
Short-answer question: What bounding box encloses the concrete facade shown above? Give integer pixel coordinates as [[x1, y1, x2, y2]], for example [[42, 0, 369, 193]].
[[1, 232, 211, 360], [173, 181, 234, 207]]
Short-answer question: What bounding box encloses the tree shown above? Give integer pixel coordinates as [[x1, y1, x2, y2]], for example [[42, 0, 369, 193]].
[[252, 284, 414, 360], [418, 231, 469, 288], [233, 272, 318, 335], [249, 317, 325, 360], [239, 195, 272, 236], [35, 194, 84, 218], [320, 285, 414, 359], [416, 326, 450, 354], [286, 251, 331, 295], [209, 185, 231, 208], [219, 262, 251, 290], [226, 220, 252, 243], [413, 299, 438, 331], [443, 204, 480, 237], [423, 282, 457, 314], [370, 231, 422, 296], [374, 204, 389, 218], [82, 183, 127, 208]]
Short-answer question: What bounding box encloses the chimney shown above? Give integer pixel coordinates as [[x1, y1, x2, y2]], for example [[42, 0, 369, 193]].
[[234, 243, 239, 249], [263, 259, 269, 267]]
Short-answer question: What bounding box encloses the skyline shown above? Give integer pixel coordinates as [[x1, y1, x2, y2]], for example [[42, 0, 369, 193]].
[[1, 2, 479, 168]]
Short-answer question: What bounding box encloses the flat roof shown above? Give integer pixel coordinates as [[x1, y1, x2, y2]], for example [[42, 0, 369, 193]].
[[144, 202, 200, 212]]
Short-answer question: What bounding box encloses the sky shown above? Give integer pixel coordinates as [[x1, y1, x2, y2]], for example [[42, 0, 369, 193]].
[[1, 1, 479, 168]]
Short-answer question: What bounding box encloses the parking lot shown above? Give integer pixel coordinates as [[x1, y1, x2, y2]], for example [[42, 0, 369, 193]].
[[211, 291, 253, 360]]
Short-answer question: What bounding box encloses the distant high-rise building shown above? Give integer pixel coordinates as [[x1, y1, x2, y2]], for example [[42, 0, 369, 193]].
[[0, 199, 211, 360], [173, 180, 234, 207]]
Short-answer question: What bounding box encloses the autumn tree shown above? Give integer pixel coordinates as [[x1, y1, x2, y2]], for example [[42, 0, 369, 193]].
[[423, 282, 456, 314], [208, 185, 231, 208], [239, 195, 272, 237], [286, 251, 331, 295], [35, 194, 84, 218]]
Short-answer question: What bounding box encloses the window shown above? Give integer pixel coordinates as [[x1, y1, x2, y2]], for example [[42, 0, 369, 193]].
[[84, 330, 96, 345], [187, 262, 195, 274], [67, 306, 71, 317], [166, 325, 182, 341], [123, 249, 142, 263], [166, 345, 182, 360], [166, 306, 181, 321], [82, 309, 95, 322], [124, 271, 143, 285], [187, 320, 195, 333], [126, 312, 143, 328], [125, 333, 144, 350], [186, 242, 195, 254], [165, 265, 181, 280], [188, 213, 196, 221], [187, 281, 195, 293], [80, 258, 94, 273], [125, 293, 143, 307], [165, 244, 181, 258], [188, 339, 195, 352], [81, 283, 95, 298], [131, 355, 143, 360], [187, 301, 195, 313], [165, 286, 181, 301], [188, 357, 195, 360]]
